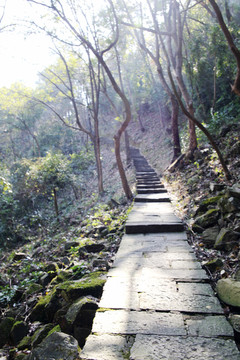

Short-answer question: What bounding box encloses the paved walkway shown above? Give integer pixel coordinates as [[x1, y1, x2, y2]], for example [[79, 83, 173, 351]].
[[81, 149, 240, 360]]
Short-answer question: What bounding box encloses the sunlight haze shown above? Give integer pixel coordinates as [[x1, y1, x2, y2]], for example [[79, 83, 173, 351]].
[[0, 0, 55, 87]]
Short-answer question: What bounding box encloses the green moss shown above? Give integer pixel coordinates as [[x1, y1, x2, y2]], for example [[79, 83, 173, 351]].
[[17, 335, 32, 350], [50, 270, 72, 285], [202, 195, 223, 206], [31, 323, 55, 348], [47, 325, 61, 337], [30, 292, 53, 322], [56, 271, 106, 301]]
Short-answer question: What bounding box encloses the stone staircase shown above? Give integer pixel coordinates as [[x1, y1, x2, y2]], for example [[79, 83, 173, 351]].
[[80, 148, 240, 360]]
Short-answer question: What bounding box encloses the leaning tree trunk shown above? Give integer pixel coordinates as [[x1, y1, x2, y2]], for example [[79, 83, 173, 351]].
[[168, 67, 231, 180]]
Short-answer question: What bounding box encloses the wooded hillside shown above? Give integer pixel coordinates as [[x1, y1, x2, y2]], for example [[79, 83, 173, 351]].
[[0, 0, 240, 358]]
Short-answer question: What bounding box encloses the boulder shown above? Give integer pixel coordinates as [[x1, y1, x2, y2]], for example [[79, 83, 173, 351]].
[[228, 184, 240, 200], [31, 323, 55, 348], [218, 196, 240, 213], [13, 253, 28, 261], [203, 258, 223, 272], [201, 226, 219, 248], [10, 321, 29, 346], [57, 271, 106, 301], [209, 182, 225, 192], [81, 243, 105, 254], [62, 296, 98, 347], [64, 241, 79, 251], [0, 317, 14, 347], [216, 278, 240, 307], [26, 332, 79, 360], [193, 209, 220, 229], [39, 272, 56, 287], [229, 314, 240, 333], [214, 228, 240, 251], [17, 336, 32, 350]]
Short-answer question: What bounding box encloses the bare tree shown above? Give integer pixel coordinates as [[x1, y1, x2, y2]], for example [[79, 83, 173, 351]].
[[28, 0, 133, 199], [121, 0, 181, 161]]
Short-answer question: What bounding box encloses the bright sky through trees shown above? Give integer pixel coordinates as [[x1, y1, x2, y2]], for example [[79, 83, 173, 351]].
[[0, 0, 55, 87]]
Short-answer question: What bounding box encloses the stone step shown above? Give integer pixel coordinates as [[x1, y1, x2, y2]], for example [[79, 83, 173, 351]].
[[137, 180, 162, 185], [137, 188, 168, 194], [136, 176, 160, 182], [136, 171, 157, 176], [135, 194, 171, 202], [125, 222, 185, 233], [137, 184, 165, 189]]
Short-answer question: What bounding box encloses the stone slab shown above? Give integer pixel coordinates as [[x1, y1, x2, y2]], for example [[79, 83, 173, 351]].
[[92, 310, 186, 336], [130, 335, 240, 360], [139, 293, 223, 313], [177, 282, 215, 296], [186, 315, 234, 337], [143, 232, 188, 241], [142, 258, 201, 270], [141, 267, 209, 281], [115, 240, 194, 258], [130, 202, 180, 216], [80, 334, 132, 360]]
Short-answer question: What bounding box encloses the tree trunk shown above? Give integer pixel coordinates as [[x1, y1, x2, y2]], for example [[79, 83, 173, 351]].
[[171, 95, 181, 161], [209, 0, 240, 97], [188, 104, 198, 153], [114, 133, 132, 200], [124, 130, 131, 167], [168, 67, 231, 180], [53, 188, 59, 219], [93, 135, 104, 194]]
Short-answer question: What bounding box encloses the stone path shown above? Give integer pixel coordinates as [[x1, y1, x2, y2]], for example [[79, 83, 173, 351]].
[[81, 149, 240, 360]]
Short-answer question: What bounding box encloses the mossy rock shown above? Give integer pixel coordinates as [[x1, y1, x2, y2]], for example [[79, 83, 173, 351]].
[[45, 262, 59, 273], [50, 270, 72, 285], [218, 195, 240, 214], [32, 324, 55, 348], [10, 321, 29, 346], [201, 225, 220, 248], [195, 195, 223, 217], [30, 293, 52, 322], [56, 271, 106, 301], [25, 332, 79, 360], [63, 296, 98, 333], [214, 228, 240, 251], [203, 258, 223, 272], [0, 317, 15, 347], [18, 336, 32, 350], [25, 283, 43, 296], [193, 209, 220, 229]]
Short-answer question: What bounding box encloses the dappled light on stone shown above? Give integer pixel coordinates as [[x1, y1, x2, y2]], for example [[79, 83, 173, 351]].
[[81, 149, 239, 359]]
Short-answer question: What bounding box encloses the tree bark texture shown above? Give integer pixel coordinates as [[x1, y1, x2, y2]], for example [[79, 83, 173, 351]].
[[209, 0, 240, 97]]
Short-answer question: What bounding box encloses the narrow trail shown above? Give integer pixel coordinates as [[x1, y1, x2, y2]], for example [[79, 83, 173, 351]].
[[81, 149, 240, 360]]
